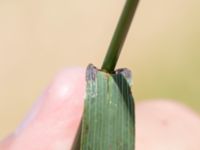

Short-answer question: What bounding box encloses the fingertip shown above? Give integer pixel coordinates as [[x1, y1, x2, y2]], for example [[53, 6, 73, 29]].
[[13, 67, 86, 149], [47, 67, 86, 104], [136, 99, 200, 150], [30, 67, 86, 124]]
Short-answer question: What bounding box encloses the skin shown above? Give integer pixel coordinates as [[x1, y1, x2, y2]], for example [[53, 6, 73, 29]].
[[0, 68, 200, 150]]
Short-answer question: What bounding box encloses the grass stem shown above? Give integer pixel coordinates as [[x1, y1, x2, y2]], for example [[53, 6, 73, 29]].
[[101, 0, 139, 73]]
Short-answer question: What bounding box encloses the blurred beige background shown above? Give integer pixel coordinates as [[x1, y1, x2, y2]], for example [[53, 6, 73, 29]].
[[0, 0, 200, 139]]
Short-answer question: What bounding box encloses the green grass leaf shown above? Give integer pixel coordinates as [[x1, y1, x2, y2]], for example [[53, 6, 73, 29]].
[[79, 64, 135, 150]]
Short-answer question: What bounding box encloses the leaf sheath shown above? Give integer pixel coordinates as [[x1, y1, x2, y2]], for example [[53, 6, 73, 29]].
[[80, 64, 135, 150]]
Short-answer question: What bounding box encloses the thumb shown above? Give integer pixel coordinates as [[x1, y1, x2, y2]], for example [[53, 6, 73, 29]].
[[1, 67, 86, 150]]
